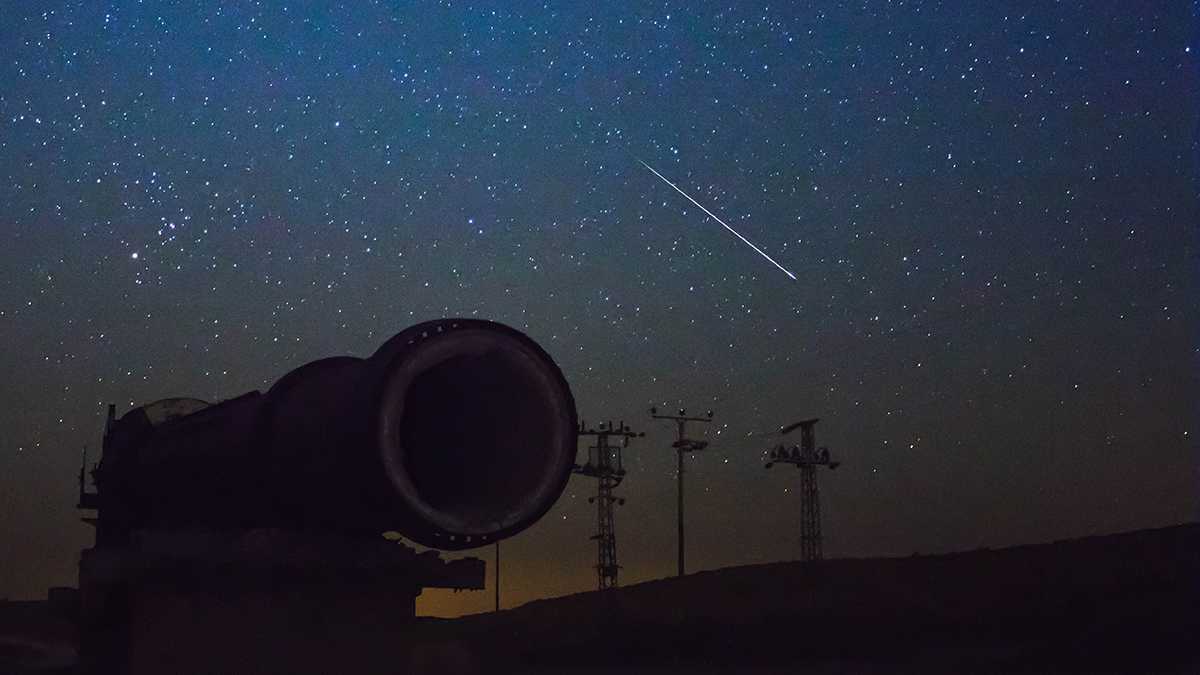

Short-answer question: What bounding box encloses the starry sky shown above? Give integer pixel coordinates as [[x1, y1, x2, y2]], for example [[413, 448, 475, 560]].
[[1, 1, 1196, 615]]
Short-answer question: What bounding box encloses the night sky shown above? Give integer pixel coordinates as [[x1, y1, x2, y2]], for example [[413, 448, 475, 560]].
[[1, 2, 1196, 616]]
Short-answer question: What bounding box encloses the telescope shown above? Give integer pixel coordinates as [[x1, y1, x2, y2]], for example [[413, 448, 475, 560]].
[[84, 319, 578, 550]]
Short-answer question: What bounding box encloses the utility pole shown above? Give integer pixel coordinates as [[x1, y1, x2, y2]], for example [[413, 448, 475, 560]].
[[573, 419, 643, 590], [764, 418, 840, 561], [650, 407, 713, 577], [494, 541, 500, 611]]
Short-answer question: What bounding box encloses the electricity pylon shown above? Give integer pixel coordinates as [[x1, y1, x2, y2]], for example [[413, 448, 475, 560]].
[[573, 419, 642, 590], [764, 418, 840, 562]]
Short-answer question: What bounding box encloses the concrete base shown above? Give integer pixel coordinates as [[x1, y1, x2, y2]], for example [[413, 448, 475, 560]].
[[78, 530, 483, 674]]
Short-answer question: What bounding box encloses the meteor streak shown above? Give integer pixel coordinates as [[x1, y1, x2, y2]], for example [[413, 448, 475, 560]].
[[638, 159, 797, 281]]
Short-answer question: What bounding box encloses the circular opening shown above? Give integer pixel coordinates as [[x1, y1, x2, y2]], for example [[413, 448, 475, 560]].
[[381, 329, 572, 537]]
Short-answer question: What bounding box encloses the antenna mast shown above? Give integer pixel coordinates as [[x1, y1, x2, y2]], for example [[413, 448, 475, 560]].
[[649, 406, 713, 577]]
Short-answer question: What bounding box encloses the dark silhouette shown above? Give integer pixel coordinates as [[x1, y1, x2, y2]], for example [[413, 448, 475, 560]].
[[401, 524, 1200, 674], [764, 419, 840, 561], [80, 318, 577, 547], [572, 420, 643, 590], [72, 319, 579, 674]]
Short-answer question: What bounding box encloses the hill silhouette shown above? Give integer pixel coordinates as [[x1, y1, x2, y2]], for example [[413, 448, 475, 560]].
[[404, 523, 1199, 673]]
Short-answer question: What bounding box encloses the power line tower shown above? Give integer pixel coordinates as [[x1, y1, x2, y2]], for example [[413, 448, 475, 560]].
[[649, 407, 713, 577], [764, 418, 840, 562], [573, 419, 643, 590]]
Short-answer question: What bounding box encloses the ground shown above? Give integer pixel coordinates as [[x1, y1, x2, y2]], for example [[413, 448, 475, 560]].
[[3, 523, 1196, 673]]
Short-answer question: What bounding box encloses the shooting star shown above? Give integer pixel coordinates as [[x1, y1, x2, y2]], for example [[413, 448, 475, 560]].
[[638, 159, 796, 281]]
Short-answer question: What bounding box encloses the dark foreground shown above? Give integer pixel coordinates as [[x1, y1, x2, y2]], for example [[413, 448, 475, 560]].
[[3, 523, 1197, 673], [407, 524, 1199, 674]]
